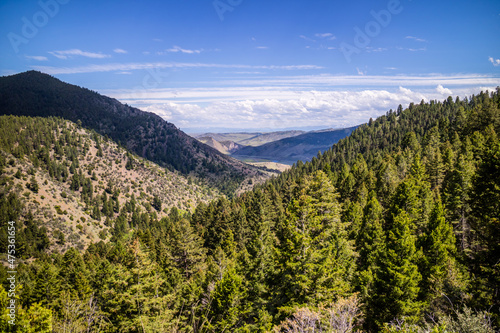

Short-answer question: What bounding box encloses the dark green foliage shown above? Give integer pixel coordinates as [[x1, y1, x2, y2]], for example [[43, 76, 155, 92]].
[[152, 194, 162, 212], [273, 171, 354, 318], [125, 153, 134, 170], [367, 210, 423, 329], [468, 137, 500, 314], [0, 194, 49, 258]]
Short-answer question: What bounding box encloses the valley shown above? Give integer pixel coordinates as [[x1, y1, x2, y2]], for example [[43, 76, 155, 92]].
[[191, 127, 356, 166]]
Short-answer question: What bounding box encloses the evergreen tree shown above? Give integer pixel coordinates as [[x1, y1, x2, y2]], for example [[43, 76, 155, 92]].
[[27, 175, 39, 193], [241, 190, 276, 324], [442, 139, 475, 252], [468, 139, 500, 314], [367, 211, 423, 330], [166, 218, 206, 279], [32, 261, 60, 306], [70, 172, 80, 191], [59, 247, 91, 298], [275, 171, 354, 317], [421, 198, 466, 313], [152, 194, 162, 212], [389, 154, 433, 238]]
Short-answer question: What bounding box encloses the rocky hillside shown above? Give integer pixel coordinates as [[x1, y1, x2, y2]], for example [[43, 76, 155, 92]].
[[196, 136, 244, 154], [0, 115, 223, 252]]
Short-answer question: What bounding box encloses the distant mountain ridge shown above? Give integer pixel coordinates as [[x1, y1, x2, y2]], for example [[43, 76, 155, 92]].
[[232, 126, 357, 164], [0, 71, 265, 195], [194, 130, 306, 147], [197, 136, 244, 154]]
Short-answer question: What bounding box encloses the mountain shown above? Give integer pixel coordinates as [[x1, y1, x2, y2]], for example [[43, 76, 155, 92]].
[[0, 71, 266, 195], [192, 132, 260, 143], [232, 126, 357, 164], [237, 130, 306, 146], [196, 136, 244, 154], [0, 115, 223, 253], [193, 130, 306, 147]]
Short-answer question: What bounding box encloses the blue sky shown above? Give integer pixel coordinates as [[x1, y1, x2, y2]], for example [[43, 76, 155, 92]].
[[1, 0, 500, 132]]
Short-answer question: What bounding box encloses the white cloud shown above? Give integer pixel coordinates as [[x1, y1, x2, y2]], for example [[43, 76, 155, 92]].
[[25, 55, 48, 61], [356, 68, 366, 75], [366, 47, 387, 53], [113, 48, 128, 54], [436, 84, 453, 95], [138, 89, 431, 130], [315, 33, 336, 40], [398, 86, 413, 95], [165, 46, 202, 54], [256, 46, 269, 49], [204, 74, 500, 90], [299, 35, 316, 42], [397, 46, 427, 52], [32, 62, 323, 74], [489, 57, 500, 67], [405, 36, 427, 42], [98, 74, 500, 130], [48, 49, 111, 59]]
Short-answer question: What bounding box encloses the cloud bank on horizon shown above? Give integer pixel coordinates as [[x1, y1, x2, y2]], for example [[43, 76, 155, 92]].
[[1, 0, 499, 131]]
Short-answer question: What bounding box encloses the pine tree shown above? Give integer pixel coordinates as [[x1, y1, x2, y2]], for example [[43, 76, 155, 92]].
[[28, 175, 39, 193], [356, 191, 384, 273], [275, 171, 354, 317], [421, 198, 466, 313], [367, 211, 423, 330], [241, 190, 276, 323], [166, 218, 206, 279], [389, 154, 433, 238], [91, 204, 101, 221], [32, 261, 60, 306], [152, 195, 162, 212], [204, 231, 246, 332], [468, 139, 500, 313], [59, 247, 91, 298], [442, 139, 475, 252], [70, 173, 80, 191]]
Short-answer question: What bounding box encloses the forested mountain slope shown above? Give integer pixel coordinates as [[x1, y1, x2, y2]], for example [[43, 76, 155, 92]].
[[1, 90, 499, 332], [0, 71, 266, 195], [0, 115, 220, 253]]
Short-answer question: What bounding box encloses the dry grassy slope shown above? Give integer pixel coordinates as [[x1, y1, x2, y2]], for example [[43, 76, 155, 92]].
[[238, 130, 306, 146], [196, 137, 244, 155], [246, 161, 292, 173], [0, 120, 234, 252]]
